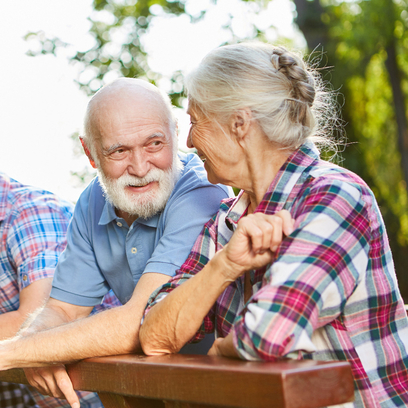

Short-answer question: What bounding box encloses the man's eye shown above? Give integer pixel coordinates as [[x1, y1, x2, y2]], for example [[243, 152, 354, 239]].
[[110, 149, 125, 157], [146, 141, 163, 151]]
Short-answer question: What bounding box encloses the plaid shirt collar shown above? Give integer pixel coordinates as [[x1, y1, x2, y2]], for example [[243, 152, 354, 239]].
[[225, 141, 320, 230]]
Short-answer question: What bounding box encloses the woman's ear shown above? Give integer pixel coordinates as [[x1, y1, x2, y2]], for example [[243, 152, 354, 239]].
[[229, 108, 252, 143], [80, 137, 97, 169]]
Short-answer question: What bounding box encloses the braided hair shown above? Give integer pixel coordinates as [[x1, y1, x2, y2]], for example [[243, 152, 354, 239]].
[[185, 42, 337, 152]]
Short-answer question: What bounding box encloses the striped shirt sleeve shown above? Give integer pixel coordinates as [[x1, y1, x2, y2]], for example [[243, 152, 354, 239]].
[[233, 179, 371, 360]]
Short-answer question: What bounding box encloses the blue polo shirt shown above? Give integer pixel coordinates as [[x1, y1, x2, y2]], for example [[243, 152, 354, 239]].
[[51, 152, 231, 306]]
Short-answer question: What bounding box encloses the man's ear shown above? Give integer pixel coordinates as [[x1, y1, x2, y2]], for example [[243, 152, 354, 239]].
[[229, 108, 252, 144], [80, 137, 97, 169]]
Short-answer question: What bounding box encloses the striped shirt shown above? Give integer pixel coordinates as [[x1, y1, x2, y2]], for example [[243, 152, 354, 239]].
[[147, 142, 408, 407], [0, 173, 105, 408]]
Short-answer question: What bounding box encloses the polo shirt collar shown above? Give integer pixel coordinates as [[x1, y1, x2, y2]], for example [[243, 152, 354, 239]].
[[99, 200, 117, 225], [98, 198, 160, 228], [225, 141, 319, 229], [0, 173, 11, 222], [136, 213, 160, 228]]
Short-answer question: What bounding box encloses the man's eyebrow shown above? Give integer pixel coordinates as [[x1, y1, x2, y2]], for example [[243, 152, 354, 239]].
[[102, 133, 166, 154], [147, 132, 166, 140], [102, 143, 125, 155]]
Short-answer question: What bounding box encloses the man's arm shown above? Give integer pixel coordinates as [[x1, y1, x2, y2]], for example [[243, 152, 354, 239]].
[[20, 297, 94, 407], [1, 273, 170, 366], [20, 297, 94, 335], [0, 278, 53, 340], [0, 273, 170, 407]]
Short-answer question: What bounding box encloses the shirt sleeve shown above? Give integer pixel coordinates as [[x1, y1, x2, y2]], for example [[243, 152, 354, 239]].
[[145, 214, 219, 342], [51, 194, 111, 307], [233, 179, 372, 361], [143, 184, 228, 276], [6, 193, 73, 290]]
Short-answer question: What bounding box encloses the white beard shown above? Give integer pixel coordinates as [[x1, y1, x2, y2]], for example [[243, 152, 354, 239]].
[[98, 156, 183, 219]]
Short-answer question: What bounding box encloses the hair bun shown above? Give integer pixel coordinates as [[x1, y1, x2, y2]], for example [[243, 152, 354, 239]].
[[272, 48, 315, 108], [271, 53, 280, 71]]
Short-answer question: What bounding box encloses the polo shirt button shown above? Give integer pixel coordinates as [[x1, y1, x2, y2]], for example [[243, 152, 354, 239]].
[[23, 275, 28, 281], [131, 247, 137, 254], [117, 221, 123, 227]]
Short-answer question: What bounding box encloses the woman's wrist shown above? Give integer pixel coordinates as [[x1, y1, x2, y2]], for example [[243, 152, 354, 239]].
[[210, 248, 247, 283]]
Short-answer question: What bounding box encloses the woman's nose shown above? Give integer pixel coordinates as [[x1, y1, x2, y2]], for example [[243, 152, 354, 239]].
[[187, 128, 194, 149]]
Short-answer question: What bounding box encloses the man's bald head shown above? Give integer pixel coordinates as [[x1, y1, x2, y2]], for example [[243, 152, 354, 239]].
[[83, 78, 177, 161]]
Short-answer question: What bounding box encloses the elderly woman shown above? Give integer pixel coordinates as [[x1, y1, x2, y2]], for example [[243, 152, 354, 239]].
[[140, 43, 408, 406]]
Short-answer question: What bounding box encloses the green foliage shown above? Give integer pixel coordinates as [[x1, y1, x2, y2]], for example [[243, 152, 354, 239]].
[[323, 0, 408, 244], [26, 0, 188, 103], [289, 0, 408, 298], [24, 0, 408, 297], [347, 55, 408, 245], [25, 0, 287, 106]]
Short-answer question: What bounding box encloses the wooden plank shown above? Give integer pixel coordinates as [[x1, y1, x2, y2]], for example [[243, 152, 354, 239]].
[[0, 368, 28, 385], [98, 392, 165, 408], [67, 354, 354, 408], [0, 354, 354, 408]]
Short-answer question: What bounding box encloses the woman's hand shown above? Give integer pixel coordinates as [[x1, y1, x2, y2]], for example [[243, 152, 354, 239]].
[[208, 332, 239, 358], [219, 210, 294, 281]]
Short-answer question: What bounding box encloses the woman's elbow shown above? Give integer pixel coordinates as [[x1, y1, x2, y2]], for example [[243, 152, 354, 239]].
[[139, 324, 178, 356]]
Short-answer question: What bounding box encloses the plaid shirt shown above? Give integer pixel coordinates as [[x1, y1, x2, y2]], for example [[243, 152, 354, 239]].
[[147, 142, 408, 407], [0, 173, 105, 408]]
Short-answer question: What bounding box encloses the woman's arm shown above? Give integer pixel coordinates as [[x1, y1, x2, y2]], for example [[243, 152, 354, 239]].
[[140, 211, 294, 355], [208, 332, 238, 358]]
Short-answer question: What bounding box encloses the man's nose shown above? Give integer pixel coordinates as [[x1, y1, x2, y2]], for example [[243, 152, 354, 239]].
[[127, 151, 150, 178]]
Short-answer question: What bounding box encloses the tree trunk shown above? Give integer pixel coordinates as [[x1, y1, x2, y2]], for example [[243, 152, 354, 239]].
[[292, 0, 328, 51], [384, 38, 408, 193]]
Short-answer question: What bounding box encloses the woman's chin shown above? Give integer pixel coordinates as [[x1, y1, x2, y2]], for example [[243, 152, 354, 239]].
[[207, 173, 223, 186]]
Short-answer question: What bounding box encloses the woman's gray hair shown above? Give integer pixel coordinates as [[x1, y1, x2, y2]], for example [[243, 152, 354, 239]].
[[185, 42, 338, 152]]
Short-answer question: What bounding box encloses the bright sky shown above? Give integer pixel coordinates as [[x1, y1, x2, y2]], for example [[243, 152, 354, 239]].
[[0, 0, 302, 202]]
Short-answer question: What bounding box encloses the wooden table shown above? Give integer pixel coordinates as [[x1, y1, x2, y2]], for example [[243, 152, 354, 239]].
[[0, 354, 354, 408]]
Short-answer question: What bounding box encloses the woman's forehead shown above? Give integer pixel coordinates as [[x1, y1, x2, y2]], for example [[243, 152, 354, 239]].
[[187, 100, 204, 118]]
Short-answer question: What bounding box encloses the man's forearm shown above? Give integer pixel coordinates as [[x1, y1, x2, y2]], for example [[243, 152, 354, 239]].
[[0, 273, 169, 371], [0, 296, 68, 340], [18, 305, 59, 335], [0, 306, 67, 340], [0, 310, 28, 340], [0, 302, 140, 370]]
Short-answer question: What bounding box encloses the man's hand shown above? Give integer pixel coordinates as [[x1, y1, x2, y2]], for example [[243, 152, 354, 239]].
[[220, 210, 294, 281], [25, 366, 80, 408], [13, 299, 92, 408], [207, 332, 239, 358]]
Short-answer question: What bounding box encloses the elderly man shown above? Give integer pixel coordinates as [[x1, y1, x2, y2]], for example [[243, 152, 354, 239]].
[[0, 78, 230, 408], [0, 172, 108, 408]]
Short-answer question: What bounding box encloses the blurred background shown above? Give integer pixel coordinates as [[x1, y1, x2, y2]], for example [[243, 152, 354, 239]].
[[1, 0, 407, 301]]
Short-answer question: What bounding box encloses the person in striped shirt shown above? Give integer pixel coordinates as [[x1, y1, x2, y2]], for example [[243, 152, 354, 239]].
[[0, 172, 108, 408], [140, 42, 408, 407]]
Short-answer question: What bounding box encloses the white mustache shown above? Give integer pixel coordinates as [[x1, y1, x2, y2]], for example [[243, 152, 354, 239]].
[[115, 170, 163, 188]]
